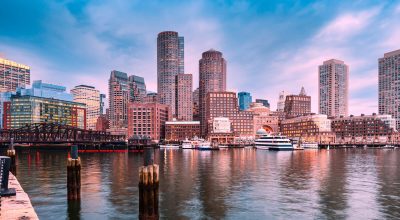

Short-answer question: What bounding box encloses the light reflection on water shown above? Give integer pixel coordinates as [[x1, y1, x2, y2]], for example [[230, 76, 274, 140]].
[[13, 148, 400, 219]]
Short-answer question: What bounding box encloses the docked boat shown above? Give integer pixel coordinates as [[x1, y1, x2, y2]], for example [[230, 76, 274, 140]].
[[254, 133, 293, 151], [159, 144, 180, 149], [198, 141, 219, 150], [302, 142, 319, 149], [182, 139, 194, 149]]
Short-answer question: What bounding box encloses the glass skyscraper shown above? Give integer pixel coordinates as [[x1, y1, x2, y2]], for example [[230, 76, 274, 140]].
[[238, 91, 252, 111]]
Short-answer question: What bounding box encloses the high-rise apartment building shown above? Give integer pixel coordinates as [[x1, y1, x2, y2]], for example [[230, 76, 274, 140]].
[[199, 49, 227, 136], [379, 49, 400, 129], [319, 59, 349, 117], [176, 74, 193, 121], [109, 70, 129, 128], [255, 99, 270, 108], [157, 31, 184, 117], [284, 87, 311, 118], [0, 57, 30, 92], [238, 91, 252, 111], [71, 85, 101, 130]]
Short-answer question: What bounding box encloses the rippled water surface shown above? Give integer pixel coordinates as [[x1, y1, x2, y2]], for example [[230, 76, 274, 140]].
[[14, 148, 400, 219]]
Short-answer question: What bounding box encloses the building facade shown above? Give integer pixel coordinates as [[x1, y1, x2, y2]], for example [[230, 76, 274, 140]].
[[157, 31, 184, 117], [127, 102, 171, 140], [247, 102, 279, 134], [100, 94, 106, 114], [128, 75, 146, 102], [193, 88, 200, 121], [205, 92, 253, 137], [277, 91, 287, 112], [0, 57, 30, 92], [143, 92, 158, 103], [4, 95, 86, 129], [96, 114, 109, 131], [331, 114, 397, 143], [199, 49, 227, 136], [255, 99, 270, 108], [165, 121, 200, 141], [284, 87, 311, 118], [319, 59, 349, 117], [379, 49, 400, 129], [238, 91, 252, 111], [71, 85, 100, 130], [19, 80, 73, 101], [109, 70, 129, 128], [176, 74, 193, 121], [280, 114, 334, 144]]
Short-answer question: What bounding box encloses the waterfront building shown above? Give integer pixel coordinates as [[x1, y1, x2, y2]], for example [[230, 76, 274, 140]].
[[280, 114, 334, 144], [319, 59, 349, 117], [157, 31, 184, 117], [176, 74, 193, 121], [4, 95, 86, 129], [331, 114, 397, 144], [165, 121, 200, 141], [0, 57, 30, 92], [0, 92, 13, 128], [238, 92, 252, 111], [284, 87, 311, 118], [95, 114, 109, 131], [193, 88, 200, 121], [208, 117, 235, 144], [19, 80, 73, 101], [277, 91, 287, 111], [255, 99, 270, 108], [71, 85, 100, 130], [127, 102, 171, 140], [205, 92, 253, 137], [109, 70, 129, 128], [199, 49, 227, 136], [379, 49, 400, 129], [143, 92, 158, 103], [100, 94, 106, 114], [128, 75, 146, 102], [247, 102, 279, 134]]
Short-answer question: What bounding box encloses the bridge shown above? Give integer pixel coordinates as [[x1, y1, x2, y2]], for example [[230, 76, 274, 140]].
[[0, 123, 126, 147]]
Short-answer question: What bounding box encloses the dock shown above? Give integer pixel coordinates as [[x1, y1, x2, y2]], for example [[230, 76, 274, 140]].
[[1, 172, 38, 219]]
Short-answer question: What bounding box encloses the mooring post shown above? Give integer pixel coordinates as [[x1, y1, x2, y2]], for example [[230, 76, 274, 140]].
[[6, 138, 16, 175], [0, 156, 16, 197], [139, 147, 159, 219], [67, 145, 81, 200]]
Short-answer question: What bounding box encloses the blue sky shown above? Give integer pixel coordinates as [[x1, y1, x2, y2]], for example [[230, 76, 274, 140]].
[[0, 0, 399, 114]]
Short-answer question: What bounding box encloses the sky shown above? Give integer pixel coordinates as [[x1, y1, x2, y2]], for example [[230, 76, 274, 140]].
[[0, 0, 399, 114]]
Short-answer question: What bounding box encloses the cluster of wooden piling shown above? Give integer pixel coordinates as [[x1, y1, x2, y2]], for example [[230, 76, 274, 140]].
[[6, 149, 16, 175], [139, 164, 159, 220], [67, 157, 81, 200]]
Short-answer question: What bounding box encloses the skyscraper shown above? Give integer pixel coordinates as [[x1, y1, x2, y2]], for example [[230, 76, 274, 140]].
[[0, 57, 30, 92], [199, 49, 227, 136], [128, 75, 146, 102], [379, 49, 400, 129], [284, 87, 311, 118], [109, 70, 129, 128], [178, 36, 184, 74], [157, 31, 184, 117], [238, 91, 252, 111], [176, 74, 193, 121], [71, 85, 101, 130], [319, 59, 349, 117]]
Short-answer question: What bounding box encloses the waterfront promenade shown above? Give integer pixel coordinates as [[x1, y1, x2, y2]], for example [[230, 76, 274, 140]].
[[1, 173, 38, 219]]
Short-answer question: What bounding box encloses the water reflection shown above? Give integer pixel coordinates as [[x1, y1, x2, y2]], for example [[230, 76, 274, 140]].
[[11, 148, 400, 219]]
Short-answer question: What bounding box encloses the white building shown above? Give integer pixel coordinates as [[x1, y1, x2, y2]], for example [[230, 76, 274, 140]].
[[212, 117, 231, 133], [71, 85, 100, 130], [276, 90, 287, 112]]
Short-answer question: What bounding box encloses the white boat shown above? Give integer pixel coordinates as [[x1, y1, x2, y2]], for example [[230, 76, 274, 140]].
[[302, 143, 319, 149], [254, 133, 293, 151], [182, 139, 194, 149], [159, 144, 180, 149]]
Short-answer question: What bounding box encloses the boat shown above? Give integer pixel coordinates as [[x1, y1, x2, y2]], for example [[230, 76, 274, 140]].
[[182, 139, 194, 149], [291, 138, 304, 150], [254, 133, 293, 151], [198, 141, 219, 150], [302, 142, 319, 149], [159, 144, 180, 149]]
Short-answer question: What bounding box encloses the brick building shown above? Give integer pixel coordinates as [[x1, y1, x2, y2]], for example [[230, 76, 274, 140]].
[[165, 121, 200, 141]]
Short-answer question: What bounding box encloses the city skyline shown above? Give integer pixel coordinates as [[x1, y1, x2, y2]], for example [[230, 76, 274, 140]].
[[1, 1, 400, 115]]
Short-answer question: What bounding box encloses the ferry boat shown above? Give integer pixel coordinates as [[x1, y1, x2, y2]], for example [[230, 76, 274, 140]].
[[301, 142, 319, 149], [254, 132, 293, 151]]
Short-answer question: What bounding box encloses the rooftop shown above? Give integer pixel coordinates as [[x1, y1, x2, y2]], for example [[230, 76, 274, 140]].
[[383, 49, 400, 58]]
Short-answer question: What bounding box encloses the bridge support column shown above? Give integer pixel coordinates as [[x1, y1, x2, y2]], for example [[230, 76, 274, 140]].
[[67, 145, 81, 200], [139, 147, 159, 220]]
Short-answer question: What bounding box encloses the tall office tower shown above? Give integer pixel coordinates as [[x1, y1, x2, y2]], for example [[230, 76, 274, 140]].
[[379, 49, 400, 129], [238, 91, 252, 111], [193, 88, 200, 121], [199, 49, 227, 136], [0, 57, 30, 92], [128, 75, 146, 102], [157, 31, 184, 117], [255, 99, 270, 108], [284, 87, 311, 118], [277, 91, 287, 111], [109, 70, 129, 128], [178, 36, 185, 74], [100, 94, 106, 114], [71, 85, 101, 130], [319, 59, 349, 117], [176, 74, 193, 121]]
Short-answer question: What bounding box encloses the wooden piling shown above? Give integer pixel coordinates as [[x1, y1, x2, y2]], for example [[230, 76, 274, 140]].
[[6, 149, 16, 175], [67, 157, 81, 200], [138, 164, 159, 220]]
